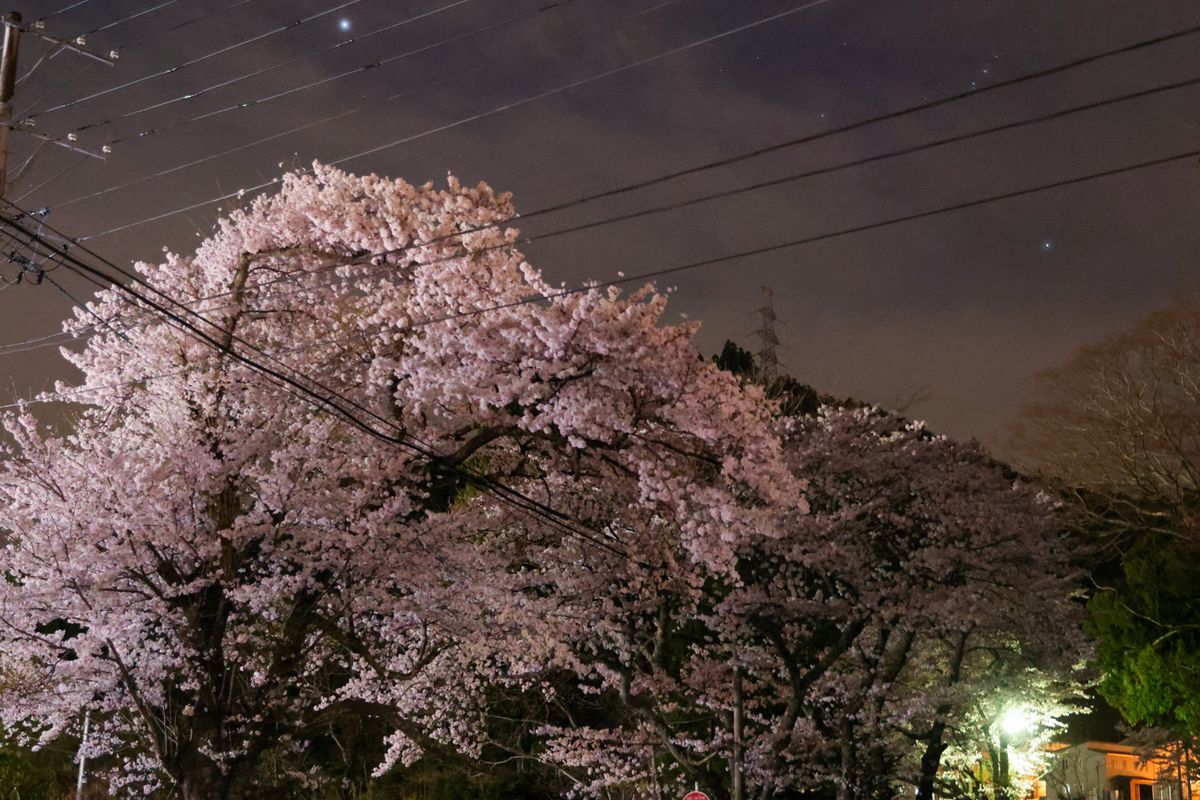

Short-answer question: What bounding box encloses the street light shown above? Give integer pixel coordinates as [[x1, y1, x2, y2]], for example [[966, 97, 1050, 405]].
[[1001, 706, 1034, 737]]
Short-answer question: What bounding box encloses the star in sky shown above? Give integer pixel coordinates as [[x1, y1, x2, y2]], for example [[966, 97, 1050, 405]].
[[1042, 240, 1053, 251], [338, 18, 352, 32]]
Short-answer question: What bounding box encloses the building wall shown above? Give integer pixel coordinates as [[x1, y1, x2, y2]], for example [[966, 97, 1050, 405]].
[[1044, 743, 1179, 800]]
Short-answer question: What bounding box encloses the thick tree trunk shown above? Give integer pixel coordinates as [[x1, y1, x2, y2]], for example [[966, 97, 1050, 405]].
[[916, 724, 948, 800], [916, 629, 972, 800], [176, 752, 228, 800]]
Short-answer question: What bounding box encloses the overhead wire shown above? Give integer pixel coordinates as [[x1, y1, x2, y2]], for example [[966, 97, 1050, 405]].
[[18, 0, 599, 213], [0, 199, 630, 557], [6, 138, 49, 189], [94, 0, 582, 146], [16, 0, 264, 116], [414, 18, 1200, 228], [0, 324, 76, 355], [1, 137, 1196, 569], [50, 0, 681, 210], [42, 14, 1200, 215], [8, 141, 1200, 370], [114, 0, 265, 54], [16, 60, 93, 115], [68, 0, 181, 40], [24, 0, 376, 121], [2, 143, 1197, 547], [2, 11, 1192, 340], [15, 42, 70, 87], [161, 144, 1200, 330], [43, 273, 133, 343], [76, 12, 1200, 239], [37, 0, 93, 23], [18, 63, 1200, 351], [13, 153, 89, 202], [71, 0, 483, 135], [125, 70, 1200, 322], [76, 0, 842, 239], [14, 2, 208, 94], [15, 6, 1190, 553]]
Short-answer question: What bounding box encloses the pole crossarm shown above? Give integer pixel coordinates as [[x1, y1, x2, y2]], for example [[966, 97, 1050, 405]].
[[8, 123, 108, 159], [0, 9, 115, 197], [21, 20, 117, 65]]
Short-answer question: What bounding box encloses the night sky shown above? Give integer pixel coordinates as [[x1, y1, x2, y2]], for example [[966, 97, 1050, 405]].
[[3, 0, 1199, 452]]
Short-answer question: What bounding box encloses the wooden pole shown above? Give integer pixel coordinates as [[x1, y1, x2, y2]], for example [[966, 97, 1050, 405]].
[[0, 11, 22, 198]]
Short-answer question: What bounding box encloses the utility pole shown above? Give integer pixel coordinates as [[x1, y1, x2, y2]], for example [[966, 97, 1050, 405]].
[[0, 11, 21, 198], [731, 667, 745, 800], [0, 9, 114, 199], [754, 286, 780, 381], [75, 709, 90, 799]]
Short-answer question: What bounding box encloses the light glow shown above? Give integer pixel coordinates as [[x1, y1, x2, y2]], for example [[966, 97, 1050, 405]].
[[1000, 706, 1034, 736]]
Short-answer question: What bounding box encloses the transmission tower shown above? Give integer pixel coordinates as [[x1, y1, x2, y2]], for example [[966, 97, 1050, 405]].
[[754, 286, 780, 381]]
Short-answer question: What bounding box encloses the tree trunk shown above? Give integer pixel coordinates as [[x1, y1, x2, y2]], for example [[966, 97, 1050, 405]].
[[916, 725, 948, 800], [176, 752, 228, 800], [732, 667, 745, 800], [916, 630, 972, 800], [838, 719, 858, 800]]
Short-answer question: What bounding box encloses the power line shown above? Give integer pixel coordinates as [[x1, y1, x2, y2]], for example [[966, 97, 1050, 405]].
[[41, 8, 1199, 221], [71, 0, 180, 40], [74, 14, 1200, 242], [163, 70, 1200, 318], [0, 136, 1190, 560], [14, 0, 260, 117], [50, 0, 679, 210], [43, 272, 131, 343], [11, 139, 1200, 370], [0, 199, 631, 558], [15, 1, 263, 118], [203, 143, 1200, 351], [0, 323, 75, 354], [16, 48, 97, 116], [7, 16, 1195, 350], [24, 0, 375, 121], [113, 0, 264, 54], [71, 0, 482, 136], [217, 145, 1200, 332], [95, 0, 582, 147], [37, 0, 93, 23], [505, 73, 1200, 241], [510, 19, 1200, 226], [13, 152, 86, 201], [329, 0, 838, 167], [21, 66, 1200, 352], [77, 0, 839, 239], [1, 145, 1195, 546]]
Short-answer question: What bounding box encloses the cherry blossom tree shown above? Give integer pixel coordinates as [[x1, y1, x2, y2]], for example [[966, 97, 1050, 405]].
[[532, 403, 1089, 800], [0, 164, 795, 798]]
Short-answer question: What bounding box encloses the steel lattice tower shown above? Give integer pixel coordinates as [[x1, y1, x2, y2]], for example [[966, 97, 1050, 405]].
[[754, 286, 780, 380]]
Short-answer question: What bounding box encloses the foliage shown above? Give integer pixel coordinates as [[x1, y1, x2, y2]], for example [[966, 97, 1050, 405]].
[[1014, 295, 1200, 741], [0, 740, 74, 800], [713, 340, 822, 417], [1087, 534, 1200, 734]]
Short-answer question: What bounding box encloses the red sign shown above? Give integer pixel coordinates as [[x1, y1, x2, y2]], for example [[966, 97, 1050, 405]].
[[682, 792, 710, 800]]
